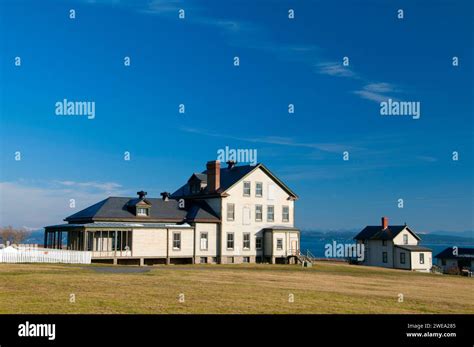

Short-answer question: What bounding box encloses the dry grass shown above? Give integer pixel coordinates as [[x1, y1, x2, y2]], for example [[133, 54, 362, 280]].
[[0, 262, 472, 314]]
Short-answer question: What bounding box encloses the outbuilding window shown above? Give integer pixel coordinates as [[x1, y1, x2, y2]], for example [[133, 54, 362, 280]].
[[419, 253, 424, 264], [400, 252, 406, 264]]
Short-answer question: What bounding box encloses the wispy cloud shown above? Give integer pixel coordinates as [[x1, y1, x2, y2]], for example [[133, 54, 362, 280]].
[[316, 62, 357, 78], [87, 0, 406, 104], [55, 180, 123, 192], [180, 127, 363, 154], [353, 82, 400, 103]]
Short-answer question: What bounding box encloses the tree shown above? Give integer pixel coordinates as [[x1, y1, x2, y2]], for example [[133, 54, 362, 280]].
[[0, 226, 32, 245]]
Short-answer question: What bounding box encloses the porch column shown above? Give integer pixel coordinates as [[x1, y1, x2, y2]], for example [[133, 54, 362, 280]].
[[83, 231, 88, 251]]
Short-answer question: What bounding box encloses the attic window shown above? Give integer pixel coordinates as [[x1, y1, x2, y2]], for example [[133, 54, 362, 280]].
[[137, 207, 149, 216], [191, 183, 200, 194]]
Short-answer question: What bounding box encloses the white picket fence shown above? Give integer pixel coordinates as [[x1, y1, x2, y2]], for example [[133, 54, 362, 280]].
[[0, 247, 91, 264]]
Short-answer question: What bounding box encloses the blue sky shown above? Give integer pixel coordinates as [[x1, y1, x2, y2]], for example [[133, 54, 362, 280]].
[[0, 0, 473, 233]]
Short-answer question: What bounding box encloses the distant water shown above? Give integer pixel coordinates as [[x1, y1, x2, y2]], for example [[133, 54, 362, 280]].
[[300, 234, 474, 258]]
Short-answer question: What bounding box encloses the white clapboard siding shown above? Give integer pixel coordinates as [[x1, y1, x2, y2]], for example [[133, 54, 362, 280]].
[[0, 248, 91, 264]]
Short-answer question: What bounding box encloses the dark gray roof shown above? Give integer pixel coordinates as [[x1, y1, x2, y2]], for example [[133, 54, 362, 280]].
[[45, 222, 193, 229], [354, 225, 421, 241], [435, 247, 474, 259], [172, 163, 298, 198], [395, 245, 432, 252], [64, 197, 219, 223]]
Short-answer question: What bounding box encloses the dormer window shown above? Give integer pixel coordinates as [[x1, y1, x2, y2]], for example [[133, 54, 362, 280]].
[[137, 207, 149, 216], [191, 183, 200, 194], [129, 191, 152, 217]]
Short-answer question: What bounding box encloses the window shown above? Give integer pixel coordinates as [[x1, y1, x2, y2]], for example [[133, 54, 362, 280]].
[[173, 232, 181, 250], [403, 234, 408, 245], [227, 256, 234, 264], [137, 207, 149, 216], [400, 252, 406, 264], [227, 203, 235, 221], [419, 253, 425, 264], [382, 240, 386, 246], [243, 257, 250, 263], [256, 237, 262, 250], [212, 257, 218, 264], [243, 233, 251, 250], [256, 182, 263, 197], [282, 206, 289, 222], [267, 205, 274, 222], [243, 181, 251, 196], [191, 183, 200, 194], [200, 257, 207, 264], [227, 233, 234, 250], [200, 232, 208, 251], [255, 205, 263, 221], [276, 239, 283, 250], [382, 252, 387, 263]]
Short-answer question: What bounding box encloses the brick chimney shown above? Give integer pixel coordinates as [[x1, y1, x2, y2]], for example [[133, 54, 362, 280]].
[[381, 216, 389, 230], [206, 160, 221, 193]]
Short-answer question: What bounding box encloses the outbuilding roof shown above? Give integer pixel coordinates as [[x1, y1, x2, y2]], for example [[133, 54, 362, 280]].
[[395, 245, 432, 252], [435, 247, 474, 259], [354, 225, 421, 241]]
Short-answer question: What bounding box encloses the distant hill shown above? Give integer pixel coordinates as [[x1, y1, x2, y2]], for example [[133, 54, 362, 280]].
[[301, 229, 473, 245]]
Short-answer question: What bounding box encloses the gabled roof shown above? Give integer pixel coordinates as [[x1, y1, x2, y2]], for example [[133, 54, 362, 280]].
[[172, 163, 298, 199], [64, 197, 219, 223], [188, 173, 207, 183], [354, 225, 421, 241], [435, 247, 474, 259]]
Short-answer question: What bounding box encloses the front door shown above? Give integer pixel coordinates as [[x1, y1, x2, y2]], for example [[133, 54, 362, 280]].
[[291, 240, 298, 255]]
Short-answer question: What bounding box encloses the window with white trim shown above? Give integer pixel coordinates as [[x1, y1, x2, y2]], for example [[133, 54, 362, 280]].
[[137, 207, 149, 216], [276, 239, 283, 250], [227, 233, 234, 250], [255, 205, 263, 221], [282, 206, 289, 222], [243, 233, 250, 250], [243, 181, 251, 196], [200, 232, 208, 251], [267, 205, 274, 222], [256, 182, 263, 197], [173, 232, 181, 250], [227, 203, 235, 221]]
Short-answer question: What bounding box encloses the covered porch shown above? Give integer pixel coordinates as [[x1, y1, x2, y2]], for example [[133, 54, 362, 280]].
[[44, 224, 133, 258]]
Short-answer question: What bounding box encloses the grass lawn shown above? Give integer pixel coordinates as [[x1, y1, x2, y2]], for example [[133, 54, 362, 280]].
[[0, 262, 472, 314]]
